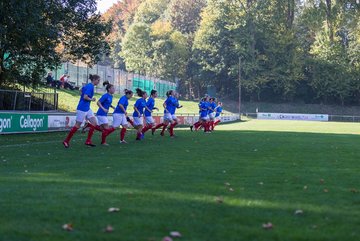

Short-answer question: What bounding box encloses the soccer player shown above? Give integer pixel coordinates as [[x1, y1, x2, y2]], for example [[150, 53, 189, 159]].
[[152, 90, 180, 137], [208, 97, 217, 131], [113, 89, 134, 143], [190, 96, 211, 133], [168, 92, 183, 137], [213, 102, 223, 129], [96, 81, 116, 145], [133, 88, 152, 140], [141, 90, 159, 136], [63, 74, 102, 148]]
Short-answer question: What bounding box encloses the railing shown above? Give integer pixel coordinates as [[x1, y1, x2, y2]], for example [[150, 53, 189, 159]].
[[0, 89, 58, 111]]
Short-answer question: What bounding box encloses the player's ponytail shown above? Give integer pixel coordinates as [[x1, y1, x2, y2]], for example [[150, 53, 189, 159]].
[[166, 90, 173, 97], [136, 88, 146, 97], [124, 89, 133, 95], [103, 81, 113, 92], [89, 74, 100, 82], [151, 89, 157, 96]]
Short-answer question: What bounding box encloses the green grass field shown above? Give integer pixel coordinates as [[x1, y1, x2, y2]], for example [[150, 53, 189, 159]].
[[1, 120, 359, 241]]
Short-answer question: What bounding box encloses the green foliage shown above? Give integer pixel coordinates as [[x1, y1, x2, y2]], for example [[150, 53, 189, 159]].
[[0, 0, 110, 87]]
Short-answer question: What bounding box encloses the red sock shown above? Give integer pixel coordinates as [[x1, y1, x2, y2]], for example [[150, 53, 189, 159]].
[[86, 127, 95, 143], [209, 121, 214, 131], [128, 119, 135, 127], [142, 124, 152, 134], [153, 123, 164, 130], [64, 126, 79, 143], [169, 122, 177, 136], [214, 120, 221, 126], [87, 123, 102, 132], [161, 124, 167, 134], [194, 121, 201, 130], [101, 127, 115, 144], [120, 128, 127, 141]]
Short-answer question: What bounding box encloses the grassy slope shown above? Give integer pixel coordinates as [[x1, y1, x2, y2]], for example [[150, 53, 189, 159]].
[[56, 89, 211, 114], [0, 120, 360, 241]]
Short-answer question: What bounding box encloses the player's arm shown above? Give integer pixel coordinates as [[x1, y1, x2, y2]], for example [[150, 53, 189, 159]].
[[97, 100, 108, 113], [145, 105, 152, 113], [84, 94, 96, 102], [134, 106, 141, 116], [118, 104, 127, 115], [163, 102, 170, 113]]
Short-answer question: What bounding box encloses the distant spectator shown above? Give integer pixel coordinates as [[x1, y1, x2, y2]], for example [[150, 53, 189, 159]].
[[46, 72, 54, 86], [64, 75, 75, 90], [59, 74, 66, 88]]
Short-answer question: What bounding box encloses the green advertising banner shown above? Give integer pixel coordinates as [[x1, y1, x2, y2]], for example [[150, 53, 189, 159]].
[[0, 113, 48, 133]]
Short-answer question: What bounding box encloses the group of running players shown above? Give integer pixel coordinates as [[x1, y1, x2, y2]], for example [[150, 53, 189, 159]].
[[62, 74, 223, 148]]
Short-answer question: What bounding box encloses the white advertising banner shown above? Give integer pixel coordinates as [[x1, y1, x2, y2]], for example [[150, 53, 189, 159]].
[[47, 114, 240, 130], [257, 113, 329, 122]]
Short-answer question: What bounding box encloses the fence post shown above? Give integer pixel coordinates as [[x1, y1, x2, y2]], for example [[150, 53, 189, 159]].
[[28, 94, 32, 111], [13, 91, 17, 110], [42, 93, 45, 111]]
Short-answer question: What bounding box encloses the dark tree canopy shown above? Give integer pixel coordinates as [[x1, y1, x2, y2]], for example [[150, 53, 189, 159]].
[[0, 0, 111, 86]]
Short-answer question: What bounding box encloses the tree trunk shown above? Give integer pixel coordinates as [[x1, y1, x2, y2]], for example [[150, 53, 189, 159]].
[[325, 0, 334, 42], [0, 57, 4, 86], [287, 0, 295, 29]]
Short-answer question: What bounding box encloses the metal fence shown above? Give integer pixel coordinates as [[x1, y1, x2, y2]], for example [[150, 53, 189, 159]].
[[49, 62, 177, 98], [0, 90, 58, 111]]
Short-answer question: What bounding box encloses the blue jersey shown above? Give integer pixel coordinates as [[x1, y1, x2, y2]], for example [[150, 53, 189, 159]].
[[77, 83, 94, 112], [198, 101, 203, 114], [215, 106, 223, 117], [208, 102, 216, 114], [133, 98, 146, 117], [164, 96, 175, 114], [200, 101, 210, 117], [114, 95, 128, 114], [96, 93, 113, 116], [144, 97, 155, 117], [171, 98, 180, 115]]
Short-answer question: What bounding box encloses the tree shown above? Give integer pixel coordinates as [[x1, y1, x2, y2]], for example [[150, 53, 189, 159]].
[[121, 23, 153, 73], [102, 0, 143, 68], [0, 0, 110, 86], [167, 0, 206, 35]]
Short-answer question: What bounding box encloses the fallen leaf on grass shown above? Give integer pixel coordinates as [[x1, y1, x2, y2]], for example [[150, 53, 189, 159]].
[[303, 185, 308, 190], [104, 225, 114, 233], [295, 209, 304, 215], [320, 179, 325, 184], [162, 236, 173, 241], [258, 182, 264, 185], [108, 207, 120, 212], [229, 188, 234, 192], [350, 188, 359, 193], [323, 188, 329, 193], [262, 222, 273, 229], [224, 182, 231, 186], [215, 196, 224, 204], [170, 231, 182, 238], [62, 223, 73, 231]]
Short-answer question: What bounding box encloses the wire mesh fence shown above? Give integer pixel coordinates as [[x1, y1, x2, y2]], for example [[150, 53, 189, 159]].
[[49, 62, 176, 98]]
